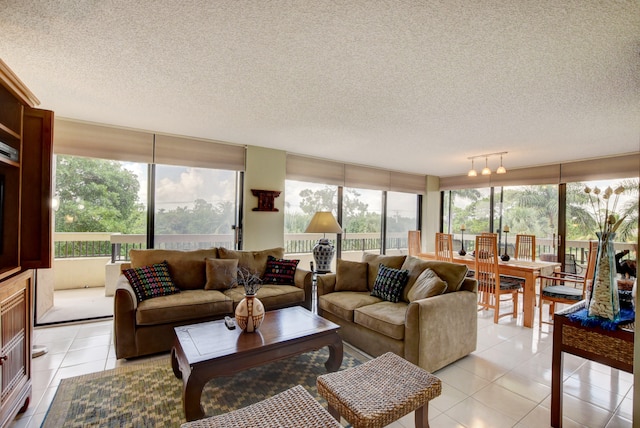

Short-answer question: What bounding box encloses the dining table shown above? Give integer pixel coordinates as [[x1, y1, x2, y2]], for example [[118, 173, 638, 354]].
[[418, 252, 561, 328]]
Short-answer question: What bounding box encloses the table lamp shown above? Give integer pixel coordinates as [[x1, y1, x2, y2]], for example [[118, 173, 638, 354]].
[[305, 211, 343, 273]]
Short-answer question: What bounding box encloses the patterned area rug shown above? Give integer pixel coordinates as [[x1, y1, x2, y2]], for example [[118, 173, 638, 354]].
[[42, 348, 362, 427]]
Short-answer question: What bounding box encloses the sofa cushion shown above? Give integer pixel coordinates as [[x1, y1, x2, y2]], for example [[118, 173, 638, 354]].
[[130, 248, 218, 290], [262, 256, 299, 285], [354, 301, 408, 340], [401, 256, 468, 293], [370, 264, 409, 303], [123, 261, 180, 303], [362, 253, 407, 290], [318, 292, 382, 322], [204, 258, 238, 290], [223, 285, 304, 310], [335, 259, 368, 292], [408, 268, 448, 302], [135, 289, 231, 325], [399, 256, 430, 302], [219, 247, 284, 277]]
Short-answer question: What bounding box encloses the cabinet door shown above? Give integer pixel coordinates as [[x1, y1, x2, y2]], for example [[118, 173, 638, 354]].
[[20, 108, 53, 269], [0, 270, 32, 426]]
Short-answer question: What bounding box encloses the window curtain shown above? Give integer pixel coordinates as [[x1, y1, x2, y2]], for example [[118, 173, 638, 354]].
[[54, 118, 246, 170], [286, 154, 426, 194]]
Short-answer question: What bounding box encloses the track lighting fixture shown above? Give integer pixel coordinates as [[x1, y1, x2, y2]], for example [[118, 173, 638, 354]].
[[467, 152, 508, 177]]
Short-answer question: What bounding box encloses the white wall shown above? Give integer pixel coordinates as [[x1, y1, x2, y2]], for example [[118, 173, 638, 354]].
[[243, 146, 286, 250]]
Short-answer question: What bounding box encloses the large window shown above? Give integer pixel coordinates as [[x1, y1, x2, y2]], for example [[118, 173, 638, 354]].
[[342, 187, 382, 258], [386, 191, 418, 255], [496, 184, 559, 259], [54, 154, 147, 258], [442, 187, 491, 253], [564, 178, 638, 272], [154, 165, 238, 249], [284, 179, 422, 266], [442, 176, 638, 271]]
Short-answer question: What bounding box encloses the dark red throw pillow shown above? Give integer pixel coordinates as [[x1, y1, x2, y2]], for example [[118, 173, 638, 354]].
[[262, 256, 300, 285]]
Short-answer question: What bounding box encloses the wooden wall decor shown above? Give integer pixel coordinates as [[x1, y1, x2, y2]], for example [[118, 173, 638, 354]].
[[251, 189, 281, 212]]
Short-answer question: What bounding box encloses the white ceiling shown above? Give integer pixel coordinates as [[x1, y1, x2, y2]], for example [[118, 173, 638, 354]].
[[1, 0, 639, 177]]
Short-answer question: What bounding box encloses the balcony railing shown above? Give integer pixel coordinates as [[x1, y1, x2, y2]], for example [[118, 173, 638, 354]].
[[51, 232, 636, 269]]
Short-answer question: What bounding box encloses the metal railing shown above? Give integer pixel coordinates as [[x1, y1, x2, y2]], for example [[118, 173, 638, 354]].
[[51, 232, 636, 268]]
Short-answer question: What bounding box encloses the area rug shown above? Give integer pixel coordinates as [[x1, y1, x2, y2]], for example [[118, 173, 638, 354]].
[[42, 348, 362, 427]]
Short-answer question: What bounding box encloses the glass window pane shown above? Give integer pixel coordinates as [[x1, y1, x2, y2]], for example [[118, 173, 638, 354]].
[[386, 191, 417, 255], [566, 177, 638, 274], [446, 188, 491, 253], [154, 165, 237, 250], [54, 154, 147, 261], [342, 187, 382, 259], [284, 180, 338, 269], [497, 184, 559, 260]]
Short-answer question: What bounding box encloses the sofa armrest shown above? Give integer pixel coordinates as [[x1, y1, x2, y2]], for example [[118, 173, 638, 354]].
[[114, 275, 138, 359], [316, 273, 337, 296], [459, 277, 478, 293], [294, 268, 314, 311], [404, 288, 478, 372]]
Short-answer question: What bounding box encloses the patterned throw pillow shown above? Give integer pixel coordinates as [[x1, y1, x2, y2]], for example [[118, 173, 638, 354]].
[[123, 261, 180, 302], [370, 264, 410, 303], [262, 256, 300, 285]]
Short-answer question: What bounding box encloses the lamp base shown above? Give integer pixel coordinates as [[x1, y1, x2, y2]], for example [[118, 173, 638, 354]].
[[312, 238, 335, 273]]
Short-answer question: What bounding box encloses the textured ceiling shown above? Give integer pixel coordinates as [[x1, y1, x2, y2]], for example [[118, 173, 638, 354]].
[[1, 0, 639, 176]]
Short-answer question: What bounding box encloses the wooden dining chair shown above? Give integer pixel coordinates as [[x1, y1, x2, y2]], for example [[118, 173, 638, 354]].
[[475, 234, 525, 323], [538, 240, 598, 326], [515, 234, 536, 261], [408, 230, 422, 256], [435, 233, 454, 262]]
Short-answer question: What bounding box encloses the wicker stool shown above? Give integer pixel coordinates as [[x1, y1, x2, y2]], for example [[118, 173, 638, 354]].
[[317, 352, 442, 428], [180, 385, 341, 428]]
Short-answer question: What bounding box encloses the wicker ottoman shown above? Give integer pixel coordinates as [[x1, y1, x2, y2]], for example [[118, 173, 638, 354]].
[[317, 352, 442, 428], [180, 385, 341, 428]]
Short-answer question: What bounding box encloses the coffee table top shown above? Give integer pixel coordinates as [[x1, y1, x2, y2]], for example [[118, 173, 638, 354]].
[[174, 306, 340, 365]]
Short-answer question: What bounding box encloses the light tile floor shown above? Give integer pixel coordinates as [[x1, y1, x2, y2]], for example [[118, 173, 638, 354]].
[[11, 308, 634, 428]]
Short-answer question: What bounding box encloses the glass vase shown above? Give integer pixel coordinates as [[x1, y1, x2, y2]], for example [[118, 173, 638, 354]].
[[587, 232, 620, 320]]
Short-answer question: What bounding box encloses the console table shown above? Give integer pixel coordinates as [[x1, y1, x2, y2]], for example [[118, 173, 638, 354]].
[[551, 301, 634, 427]]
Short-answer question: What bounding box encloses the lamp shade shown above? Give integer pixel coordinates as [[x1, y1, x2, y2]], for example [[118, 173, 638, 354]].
[[304, 212, 343, 234]]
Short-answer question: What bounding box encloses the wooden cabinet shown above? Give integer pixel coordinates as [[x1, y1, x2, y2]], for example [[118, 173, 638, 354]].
[[0, 60, 52, 277], [0, 270, 31, 428], [0, 59, 53, 426], [20, 108, 53, 270]]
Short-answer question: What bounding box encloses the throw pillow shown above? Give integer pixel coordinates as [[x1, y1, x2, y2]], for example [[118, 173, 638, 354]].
[[218, 247, 285, 277], [123, 261, 180, 303], [129, 248, 217, 290], [262, 256, 299, 285], [370, 264, 410, 303], [408, 268, 448, 302], [401, 256, 468, 293], [335, 259, 368, 292], [362, 253, 407, 291], [204, 258, 238, 290]]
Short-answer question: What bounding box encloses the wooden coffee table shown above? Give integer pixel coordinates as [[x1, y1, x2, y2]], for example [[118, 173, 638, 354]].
[[171, 306, 343, 421]]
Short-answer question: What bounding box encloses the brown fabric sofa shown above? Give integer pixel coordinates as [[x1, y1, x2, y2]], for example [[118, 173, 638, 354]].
[[317, 254, 477, 373], [114, 247, 313, 359]]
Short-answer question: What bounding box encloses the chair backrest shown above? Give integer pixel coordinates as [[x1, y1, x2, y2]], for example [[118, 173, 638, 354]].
[[515, 234, 536, 261], [435, 233, 454, 262], [408, 230, 422, 256], [474, 234, 500, 292], [584, 240, 598, 281], [563, 253, 578, 274]]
